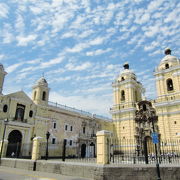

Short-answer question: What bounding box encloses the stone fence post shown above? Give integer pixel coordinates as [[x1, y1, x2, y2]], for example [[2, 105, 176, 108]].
[[32, 137, 43, 160], [0, 140, 8, 157], [96, 130, 111, 165]]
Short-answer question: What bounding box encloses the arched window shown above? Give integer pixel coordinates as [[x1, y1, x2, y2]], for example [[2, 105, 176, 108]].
[[42, 91, 46, 101], [167, 79, 174, 91], [15, 104, 25, 121], [29, 110, 33, 118], [165, 63, 169, 69], [121, 90, 125, 101], [143, 104, 147, 111], [3, 104, 8, 112], [34, 91, 36, 100]]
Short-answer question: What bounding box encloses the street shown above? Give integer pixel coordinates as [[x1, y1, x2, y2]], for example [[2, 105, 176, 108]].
[[0, 166, 92, 180]]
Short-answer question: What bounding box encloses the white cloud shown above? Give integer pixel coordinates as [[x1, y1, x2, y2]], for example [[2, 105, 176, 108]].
[[144, 41, 159, 51], [139, 13, 150, 24], [29, 6, 43, 15], [70, 15, 86, 28], [40, 56, 64, 68], [0, 3, 9, 18], [6, 63, 23, 73], [66, 36, 106, 53], [86, 48, 112, 56], [16, 34, 37, 46], [61, 31, 76, 39], [26, 59, 41, 64], [78, 30, 94, 38], [19, 66, 35, 73], [15, 14, 25, 33], [147, 0, 164, 12], [144, 25, 160, 37], [164, 9, 180, 23], [66, 42, 89, 53], [49, 91, 112, 117], [48, 76, 72, 83], [51, 11, 74, 34], [2, 24, 14, 44], [0, 54, 6, 61], [89, 37, 106, 45], [66, 62, 92, 71]]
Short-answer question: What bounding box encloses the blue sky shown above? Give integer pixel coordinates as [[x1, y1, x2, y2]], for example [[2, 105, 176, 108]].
[[0, 0, 179, 117]]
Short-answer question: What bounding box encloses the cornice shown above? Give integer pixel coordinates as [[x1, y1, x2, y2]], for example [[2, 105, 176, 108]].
[[7, 121, 33, 128], [112, 117, 135, 122], [112, 79, 142, 88], [154, 65, 180, 76], [157, 110, 180, 116], [157, 91, 180, 98], [154, 99, 180, 107], [110, 107, 136, 114]]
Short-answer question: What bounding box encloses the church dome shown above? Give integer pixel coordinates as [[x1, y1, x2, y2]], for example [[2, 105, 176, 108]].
[[36, 77, 48, 87], [117, 63, 136, 81], [158, 48, 179, 70]]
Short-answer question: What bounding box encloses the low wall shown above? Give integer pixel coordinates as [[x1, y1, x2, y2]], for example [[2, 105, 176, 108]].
[[0, 158, 34, 171], [97, 165, 180, 180], [36, 160, 99, 179], [1, 158, 180, 180]]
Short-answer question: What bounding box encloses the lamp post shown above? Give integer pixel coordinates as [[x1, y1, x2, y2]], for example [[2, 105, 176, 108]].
[[0, 119, 8, 164], [45, 131, 50, 160]]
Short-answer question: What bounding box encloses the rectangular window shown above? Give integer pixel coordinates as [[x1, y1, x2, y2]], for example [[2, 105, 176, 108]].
[[83, 127, 86, 134], [70, 126, 73, 131], [65, 125, 68, 131], [52, 138, 56, 144], [53, 122, 56, 129], [69, 140, 72, 146]]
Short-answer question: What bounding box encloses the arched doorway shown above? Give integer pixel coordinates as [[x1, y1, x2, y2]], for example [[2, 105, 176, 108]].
[[6, 130, 22, 157], [81, 144, 86, 158], [145, 136, 154, 154]]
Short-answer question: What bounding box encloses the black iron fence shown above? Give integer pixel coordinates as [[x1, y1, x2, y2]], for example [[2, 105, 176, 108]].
[[40, 139, 96, 163], [109, 138, 180, 164]]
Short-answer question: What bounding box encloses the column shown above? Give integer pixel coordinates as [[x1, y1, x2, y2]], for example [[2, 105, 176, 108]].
[[31, 137, 43, 160], [0, 140, 8, 157], [96, 130, 111, 165]]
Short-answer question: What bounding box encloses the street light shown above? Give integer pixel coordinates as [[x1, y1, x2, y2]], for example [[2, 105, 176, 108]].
[[45, 131, 50, 160], [0, 118, 8, 164]]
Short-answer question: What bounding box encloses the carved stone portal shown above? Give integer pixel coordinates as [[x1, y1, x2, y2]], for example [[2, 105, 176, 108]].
[[135, 100, 159, 156]]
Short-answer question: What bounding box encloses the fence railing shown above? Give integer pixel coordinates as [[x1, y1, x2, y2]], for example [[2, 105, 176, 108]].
[[109, 138, 180, 165], [40, 140, 96, 163]]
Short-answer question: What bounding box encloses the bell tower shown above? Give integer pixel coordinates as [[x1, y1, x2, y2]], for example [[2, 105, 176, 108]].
[[154, 48, 180, 139], [32, 77, 50, 105], [110, 63, 143, 139], [0, 63, 7, 95]]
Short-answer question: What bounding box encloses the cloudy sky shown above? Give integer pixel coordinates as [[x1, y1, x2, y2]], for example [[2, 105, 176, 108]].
[[0, 0, 179, 117]]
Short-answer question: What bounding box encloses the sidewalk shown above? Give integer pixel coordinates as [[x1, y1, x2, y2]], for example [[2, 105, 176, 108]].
[[0, 166, 93, 180]]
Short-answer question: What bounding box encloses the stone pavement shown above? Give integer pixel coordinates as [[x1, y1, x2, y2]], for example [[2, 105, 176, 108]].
[[0, 166, 93, 180]]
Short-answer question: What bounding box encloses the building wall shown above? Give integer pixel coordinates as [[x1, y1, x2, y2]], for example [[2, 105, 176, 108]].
[[0, 89, 112, 157]]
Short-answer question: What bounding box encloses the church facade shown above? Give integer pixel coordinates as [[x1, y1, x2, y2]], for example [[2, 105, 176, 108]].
[[110, 48, 180, 141]]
